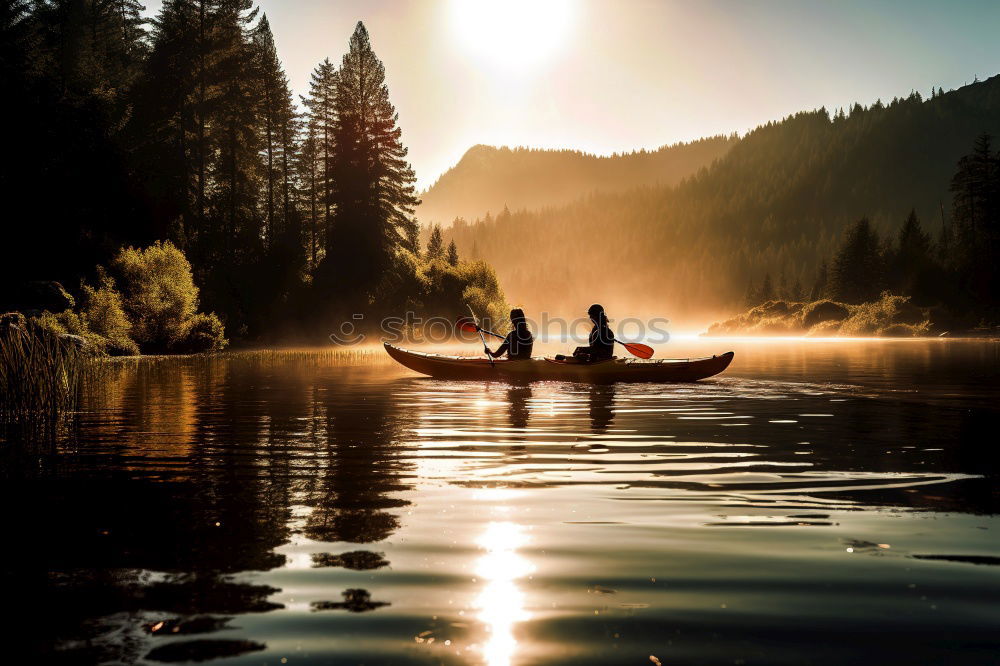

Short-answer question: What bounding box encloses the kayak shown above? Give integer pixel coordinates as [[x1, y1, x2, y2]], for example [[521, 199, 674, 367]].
[[384, 342, 734, 383]]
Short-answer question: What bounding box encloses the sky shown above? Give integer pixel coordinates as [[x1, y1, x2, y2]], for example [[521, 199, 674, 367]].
[[144, 0, 1000, 190]]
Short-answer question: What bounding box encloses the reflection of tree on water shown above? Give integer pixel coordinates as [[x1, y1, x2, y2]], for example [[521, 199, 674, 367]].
[[6, 358, 311, 663], [311, 588, 391, 612], [303, 382, 412, 544], [507, 385, 532, 431], [588, 384, 616, 434]]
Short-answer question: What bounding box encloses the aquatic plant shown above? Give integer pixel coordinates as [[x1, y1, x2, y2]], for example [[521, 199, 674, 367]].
[[0, 313, 85, 442]]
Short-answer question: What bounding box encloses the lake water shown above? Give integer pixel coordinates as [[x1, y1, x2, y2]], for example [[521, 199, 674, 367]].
[[5, 339, 1000, 665]]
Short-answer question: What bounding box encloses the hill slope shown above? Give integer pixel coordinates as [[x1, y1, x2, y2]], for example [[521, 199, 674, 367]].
[[443, 76, 1000, 326], [417, 137, 737, 224]]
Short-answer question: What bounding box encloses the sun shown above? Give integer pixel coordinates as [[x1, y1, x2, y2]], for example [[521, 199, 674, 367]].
[[450, 0, 574, 71]]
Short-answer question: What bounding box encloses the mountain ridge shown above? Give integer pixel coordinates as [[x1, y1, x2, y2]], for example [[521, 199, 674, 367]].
[[441, 74, 1000, 325], [417, 137, 737, 224]]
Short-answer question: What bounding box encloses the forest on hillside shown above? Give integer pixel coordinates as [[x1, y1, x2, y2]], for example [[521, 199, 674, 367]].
[[0, 0, 505, 348], [444, 77, 1000, 325], [417, 137, 737, 225]]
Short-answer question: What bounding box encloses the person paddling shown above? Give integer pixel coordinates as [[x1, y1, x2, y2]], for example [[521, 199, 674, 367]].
[[572, 303, 615, 362], [481, 308, 534, 360]]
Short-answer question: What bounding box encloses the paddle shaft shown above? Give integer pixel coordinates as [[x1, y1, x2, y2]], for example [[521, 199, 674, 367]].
[[467, 305, 495, 367]]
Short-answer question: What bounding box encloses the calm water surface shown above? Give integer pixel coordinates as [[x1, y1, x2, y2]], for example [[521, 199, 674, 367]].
[[5, 339, 1000, 665]]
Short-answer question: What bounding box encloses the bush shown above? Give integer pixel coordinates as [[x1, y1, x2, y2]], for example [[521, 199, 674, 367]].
[[171, 312, 228, 353], [707, 293, 932, 338], [805, 320, 843, 337], [839, 293, 930, 337], [749, 315, 801, 335], [877, 322, 931, 337], [800, 300, 849, 329], [112, 240, 200, 350], [80, 275, 138, 355]]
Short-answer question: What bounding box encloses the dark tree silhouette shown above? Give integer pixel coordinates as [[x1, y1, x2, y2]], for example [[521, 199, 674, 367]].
[[829, 219, 884, 303], [320, 21, 419, 299]]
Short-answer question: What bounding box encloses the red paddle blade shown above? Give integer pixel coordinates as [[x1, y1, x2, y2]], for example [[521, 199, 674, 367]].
[[456, 317, 479, 333], [622, 342, 654, 359]]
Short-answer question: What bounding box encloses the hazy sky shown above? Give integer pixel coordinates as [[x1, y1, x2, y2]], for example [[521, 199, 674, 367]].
[[145, 0, 1000, 190]]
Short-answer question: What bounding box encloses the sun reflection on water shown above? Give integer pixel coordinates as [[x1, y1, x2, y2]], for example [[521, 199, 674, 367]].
[[474, 521, 534, 666]]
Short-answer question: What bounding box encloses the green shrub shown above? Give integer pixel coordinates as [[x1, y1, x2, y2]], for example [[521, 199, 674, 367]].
[[800, 300, 849, 329], [839, 292, 923, 336], [805, 320, 843, 337], [80, 275, 139, 356], [749, 315, 801, 335], [112, 240, 200, 350], [171, 312, 228, 353], [877, 322, 931, 337], [708, 293, 931, 338]]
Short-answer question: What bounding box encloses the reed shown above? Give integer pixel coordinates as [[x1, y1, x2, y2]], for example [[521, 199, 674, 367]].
[[0, 313, 88, 442]]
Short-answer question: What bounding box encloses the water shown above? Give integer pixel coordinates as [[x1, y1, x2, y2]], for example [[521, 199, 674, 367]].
[[4, 339, 1000, 665]]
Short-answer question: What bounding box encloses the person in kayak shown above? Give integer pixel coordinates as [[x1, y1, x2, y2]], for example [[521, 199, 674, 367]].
[[572, 303, 615, 362], [483, 308, 534, 360]]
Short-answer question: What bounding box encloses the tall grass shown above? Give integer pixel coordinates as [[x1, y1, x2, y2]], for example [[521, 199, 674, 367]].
[[0, 314, 88, 443]]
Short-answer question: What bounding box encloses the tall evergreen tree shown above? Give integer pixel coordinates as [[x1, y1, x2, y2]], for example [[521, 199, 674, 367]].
[[949, 133, 1000, 306], [252, 14, 297, 245], [829, 218, 884, 303], [297, 123, 322, 269], [810, 261, 828, 300], [302, 58, 338, 252], [759, 273, 775, 302], [210, 0, 259, 257], [446, 240, 459, 266], [892, 209, 934, 302], [427, 225, 444, 259], [743, 277, 756, 307], [322, 21, 419, 296]]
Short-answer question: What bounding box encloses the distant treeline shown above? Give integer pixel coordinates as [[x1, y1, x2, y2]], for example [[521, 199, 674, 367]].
[[745, 134, 997, 324], [417, 138, 737, 225], [1, 1, 505, 341], [443, 78, 1000, 323]]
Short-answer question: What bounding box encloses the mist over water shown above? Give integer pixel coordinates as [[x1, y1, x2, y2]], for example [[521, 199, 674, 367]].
[[5, 339, 999, 664]]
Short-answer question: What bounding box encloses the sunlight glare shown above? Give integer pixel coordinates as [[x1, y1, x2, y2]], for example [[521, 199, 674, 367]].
[[474, 521, 534, 666], [451, 0, 573, 70]]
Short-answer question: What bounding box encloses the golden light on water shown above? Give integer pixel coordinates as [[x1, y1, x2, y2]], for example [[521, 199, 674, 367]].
[[474, 521, 534, 666], [450, 0, 574, 71]]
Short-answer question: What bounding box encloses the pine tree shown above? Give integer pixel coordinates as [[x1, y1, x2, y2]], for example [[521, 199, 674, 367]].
[[759, 272, 775, 302], [404, 219, 421, 256], [447, 240, 459, 266], [790, 277, 804, 301], [949, 134, 1000, 304], [810, 261, 828, 300], [297, 124, 321, 268], [427, 225, 444, 258], [829, 218, 884, 303], [743, 277, 757, 307], [303, 58, 338, 249], [894, 209, 932, 296], [252, 14, 297, 245], [210, 0, 260, 259], [323, 21, 420, 295]]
